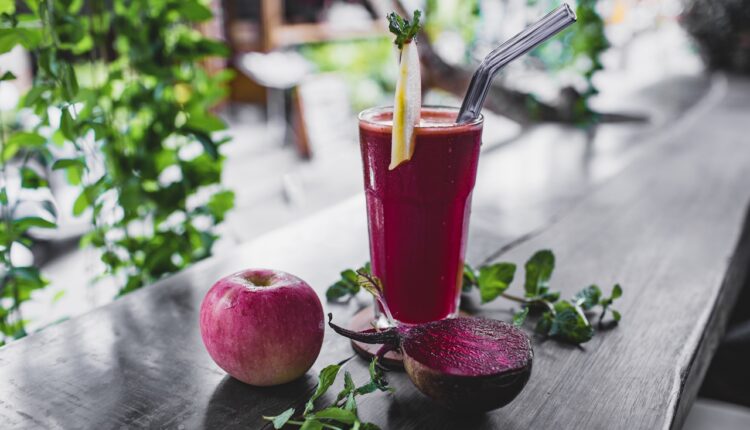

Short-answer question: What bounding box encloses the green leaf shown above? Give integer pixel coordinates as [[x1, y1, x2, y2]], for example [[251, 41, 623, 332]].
[[612, 310, 621, 322], [206, 190, 234, 222], [191, 130, 219, 159], [42, 200, 57, 218], [344, 371, 356, 392], [8, 131, 45, 147], [52, 158, 86, 170], [462, 263, 477, 292], [357, 269, 384, 300], [0, 0, 15, 15], [611, 284, 622, 299], [549, 301, 594, 344], [264, 408, 295, 429], [360, 423, 381, 430], [541, 291, 560, 302], [0, 70, 15, 81], [0, 30, 21, 54], [51, 290, 66, 304], [304, 365, 341, 415], [60, 107, 76, 141], [178, 1, 213, 21], [186, 113, 226, 133], [299, 419, 324, 430], [20, 166, 47, 189], [478, 262, 516, 303], [513, 308, 529, 327], [13, 216, 56, 231], [524, 249, 555, 297], [311, 407, 356, 424], [573, 285, 602, 310], [60, 63, 79, 99], [73, 190, 90, 216], [326, 268, 361, 301]]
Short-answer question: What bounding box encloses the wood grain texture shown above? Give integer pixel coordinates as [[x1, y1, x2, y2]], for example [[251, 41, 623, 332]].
[[0, 75, 747, 430]]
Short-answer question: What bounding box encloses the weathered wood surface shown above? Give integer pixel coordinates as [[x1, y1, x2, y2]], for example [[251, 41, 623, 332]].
[[1, 74, 749, 430]]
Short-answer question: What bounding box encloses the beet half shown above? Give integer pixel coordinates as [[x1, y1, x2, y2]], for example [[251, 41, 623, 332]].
[[328, 315, 533, 412]]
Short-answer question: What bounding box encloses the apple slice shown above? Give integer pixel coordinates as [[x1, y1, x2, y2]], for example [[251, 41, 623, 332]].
[[390, 40, 421, 170]]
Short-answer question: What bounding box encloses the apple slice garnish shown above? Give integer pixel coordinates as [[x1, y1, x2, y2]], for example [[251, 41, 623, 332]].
[[387, 11, 422, 170]]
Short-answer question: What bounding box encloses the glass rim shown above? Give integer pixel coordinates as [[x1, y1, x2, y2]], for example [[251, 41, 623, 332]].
[[358, 105, 484, 130]]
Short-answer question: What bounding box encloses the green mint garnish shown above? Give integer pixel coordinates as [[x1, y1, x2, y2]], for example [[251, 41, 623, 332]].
[[387, 10, 422, 50], [264, 358, 390, 429], [327, 249, 623, 345]]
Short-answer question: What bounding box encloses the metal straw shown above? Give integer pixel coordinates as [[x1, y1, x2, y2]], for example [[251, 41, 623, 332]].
[[456, 4, 577, 124]]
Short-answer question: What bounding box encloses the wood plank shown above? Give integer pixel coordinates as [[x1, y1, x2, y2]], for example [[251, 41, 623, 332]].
[[1, 75, 748, 429]]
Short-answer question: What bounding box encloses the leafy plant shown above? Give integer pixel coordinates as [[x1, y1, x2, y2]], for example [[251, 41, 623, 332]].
[[528, 0, 610, 121], [327, 250, 622, 345], [0, 1, 57, 345], [0, 0, 233, 343], [264, 358, 390, 430], [35, 0, 232, 296]]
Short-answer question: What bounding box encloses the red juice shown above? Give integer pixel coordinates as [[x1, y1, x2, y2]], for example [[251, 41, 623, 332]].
[[358, 106, 483, 324]]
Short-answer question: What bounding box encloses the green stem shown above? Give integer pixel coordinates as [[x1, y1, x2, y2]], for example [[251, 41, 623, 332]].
[[501, 292, 556, 314]]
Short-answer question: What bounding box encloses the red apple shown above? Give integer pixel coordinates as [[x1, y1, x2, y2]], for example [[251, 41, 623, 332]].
[[199, 269, 324, 386]]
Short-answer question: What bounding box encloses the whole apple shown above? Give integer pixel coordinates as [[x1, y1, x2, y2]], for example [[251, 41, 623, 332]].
[[199, 269, 324, 386]]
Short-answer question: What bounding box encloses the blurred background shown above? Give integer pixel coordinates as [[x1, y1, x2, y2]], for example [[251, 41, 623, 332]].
[[0, 0, 749, 426]]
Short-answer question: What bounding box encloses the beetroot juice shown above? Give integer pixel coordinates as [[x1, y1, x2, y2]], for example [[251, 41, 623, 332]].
[[358, 106, 483, 324]]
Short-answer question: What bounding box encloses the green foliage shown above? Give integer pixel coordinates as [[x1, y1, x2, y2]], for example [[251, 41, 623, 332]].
[[387, 10, 422, 50], [529, 0, 610, 121], [477, 262, 516, 303], [265, 359, 389, 429], [465, 250, 622, 344], [0, 9, 57, 346], [327, 263, 370, 302], [39, 0, 233, 295], [330, 249, 623, 345], [0, 0, 233, 343]]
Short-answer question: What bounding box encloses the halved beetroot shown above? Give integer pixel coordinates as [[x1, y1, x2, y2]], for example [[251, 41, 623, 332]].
[[328, 315, 533, 412]]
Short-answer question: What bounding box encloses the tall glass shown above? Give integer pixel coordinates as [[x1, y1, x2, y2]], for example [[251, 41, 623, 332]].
[[358, 106, 483, 324]]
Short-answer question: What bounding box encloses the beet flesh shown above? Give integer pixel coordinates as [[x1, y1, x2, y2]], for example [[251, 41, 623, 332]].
[[401, 318, 533, 412], [328, 315, 533, 412]]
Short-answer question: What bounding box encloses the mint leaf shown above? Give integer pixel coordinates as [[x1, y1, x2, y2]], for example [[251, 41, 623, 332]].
[[462, 263, 478, 292], [300, 419, 323, 430], [311, 407, 357, 424], [304, 365, 341, 415], [598, 284, 623, 326], [611, 284, 623, 299], [524, 249, 555, 297], [541, 291, 561, 302], [478, 262, 516, 303], [264, 408, 295, 429], [549, 301, 594, 344], [573, 285, 602, 310], [513, 308, 529, 327], [387, 10, 422, 49], [326, 265, 369, 302], [535, 311, 554, 334]]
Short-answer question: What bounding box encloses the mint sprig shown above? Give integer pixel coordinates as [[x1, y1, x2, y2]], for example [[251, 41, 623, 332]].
[[326, 249, 623, 345], [463, 250, 623, 344], [387, 10, 422, 50], [264, 358, 390, 429]]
